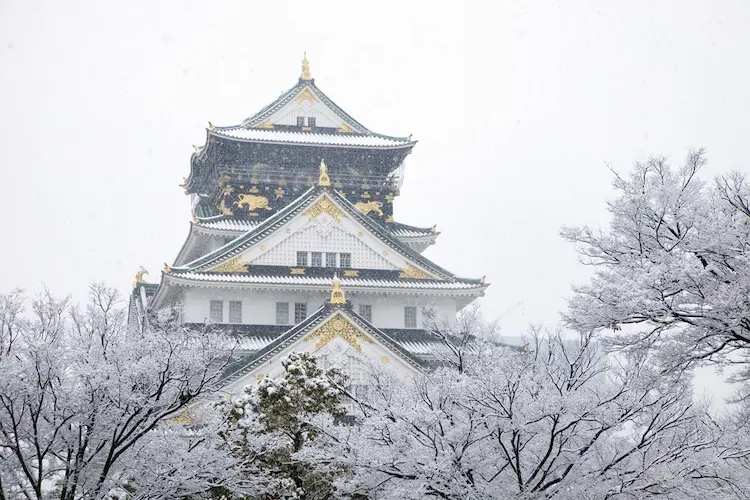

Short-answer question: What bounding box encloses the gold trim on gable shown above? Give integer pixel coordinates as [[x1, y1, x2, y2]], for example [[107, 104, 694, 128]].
[[303, 313, 374, 351], [295, 88, 317, 104], [338, 122, 354, 133], [210, 256, 249, 273], [399, 263, 434, 280], [303, 196, 346, 223]]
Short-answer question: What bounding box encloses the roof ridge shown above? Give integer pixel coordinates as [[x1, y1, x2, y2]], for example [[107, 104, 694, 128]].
[[173, 185, 318, 271], [331, 190, 457, 280]]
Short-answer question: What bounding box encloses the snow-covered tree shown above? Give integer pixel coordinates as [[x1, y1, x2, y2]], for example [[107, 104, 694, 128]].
[[222, 352, 348, 499], [319, 315, 737, 499], [561, 149, 750, 391], [0, 284, 237, 499]]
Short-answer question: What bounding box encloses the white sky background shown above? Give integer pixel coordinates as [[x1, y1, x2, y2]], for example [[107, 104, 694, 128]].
[[1, 1, 748, 399]]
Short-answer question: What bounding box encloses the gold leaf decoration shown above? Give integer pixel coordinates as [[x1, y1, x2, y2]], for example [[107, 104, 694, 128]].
[[210, 257, 249, 273], [301, 52, 312, 80], [303, 196, 346, 223], [296, 88, 317, 104], [330, 274, 346, 304], [399, 263, 434, 280], [355, 201, 383, 216], [303, 313, 374, 351], [257, 120, 275, 129], [290, 268, 305, 275], [343, 269, 359, 277], [237, 194, 272, 212], [338, 123, 354, 133]]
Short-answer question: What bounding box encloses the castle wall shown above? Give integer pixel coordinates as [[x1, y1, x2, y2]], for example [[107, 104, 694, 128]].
[[180, 287, 457, 329]]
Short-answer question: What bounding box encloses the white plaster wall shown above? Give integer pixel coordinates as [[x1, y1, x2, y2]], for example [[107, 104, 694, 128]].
[[251, 222, 394, 270], [181, 287, 456, 329]]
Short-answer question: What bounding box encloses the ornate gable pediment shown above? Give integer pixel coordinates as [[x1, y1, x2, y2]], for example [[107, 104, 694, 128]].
[[303, 312, 374, 351], [257, 85, 361, 133], [200, 192, 442, 280], [221, 305, 424, 394]]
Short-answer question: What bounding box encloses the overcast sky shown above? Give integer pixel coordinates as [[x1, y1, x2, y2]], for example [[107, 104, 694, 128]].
[[1, 0, 748, 363]]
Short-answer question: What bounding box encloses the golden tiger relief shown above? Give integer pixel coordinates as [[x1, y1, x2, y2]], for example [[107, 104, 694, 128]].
[[355, 201, 384, 217], [236, 194, 272, 212]]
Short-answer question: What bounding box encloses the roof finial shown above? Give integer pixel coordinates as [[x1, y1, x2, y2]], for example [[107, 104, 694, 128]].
[[301, 52, 312, 81], [330, 273, 346, 304], [318, 159, 331, 186], [133, 266, 148, 288]]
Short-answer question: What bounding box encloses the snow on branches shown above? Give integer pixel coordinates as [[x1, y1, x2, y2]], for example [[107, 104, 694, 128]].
[[0, 285, 234, 499]]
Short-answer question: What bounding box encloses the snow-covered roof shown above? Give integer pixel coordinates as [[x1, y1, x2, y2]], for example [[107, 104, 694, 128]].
[[211, 128, 411, 148], [195, 217, 435, 239], [196, 219, 263, 231], [169, 272, 483, 291]]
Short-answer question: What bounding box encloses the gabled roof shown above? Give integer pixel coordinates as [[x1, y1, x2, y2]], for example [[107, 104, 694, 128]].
[[232, 77, 369, 134], [169, 185, 467, 283], [218, 300, 426, 386], [209, 74, 414, 149]]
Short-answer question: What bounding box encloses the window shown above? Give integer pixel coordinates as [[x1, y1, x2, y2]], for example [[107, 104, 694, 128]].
[[359, 304, 372, 322], [326, 252, 337, 268], [229, 301, 242, 324], [311, 251, 323, 267], [276, 302, 289, 325], [307, 116, 316, 127], [209, 300, 223, 323], [297, 116, 305, 126], [404, 306, 417, 329], [294, 302, 307, 323], [339, 253, 351, 268], [297, 251, 308, 266]]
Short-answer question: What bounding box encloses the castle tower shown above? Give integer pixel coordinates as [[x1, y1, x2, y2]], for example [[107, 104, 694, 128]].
[[131, 57, 488, 387]]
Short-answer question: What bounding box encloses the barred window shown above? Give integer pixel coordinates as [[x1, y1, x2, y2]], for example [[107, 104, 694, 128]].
[[307, 116, 316, 127], [326, 252, 337, 267], [209, 300, 223, 323], [297, 116, 305, 126], [229, 301, 242, 324], [404, 306, 417, 329], [276, 302, 289, 325], [311, 251, 323, 267], [294, 302, 307, 323], [359, 304, 372, 322], [297, 251, 308, 266], [339, 253, 351, 268]]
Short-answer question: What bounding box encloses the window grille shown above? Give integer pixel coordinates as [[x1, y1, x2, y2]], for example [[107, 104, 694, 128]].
[[294, 302, 308, 323], [276, 302, 289, 325], [209, 300, 223, 323], [229, 301, 242, 324], [307, 117, 316, 127], [404, 306, 417, 329], [297, 116, 305, 126], [359, 304, 372, 322], [311, 252, 323, 267], [326, 252, 338, 267], [339, 253, 352, 268], [296, 251, 308, 266]]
